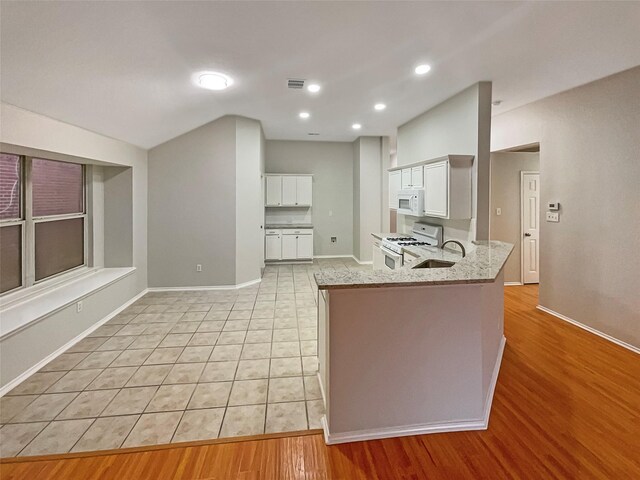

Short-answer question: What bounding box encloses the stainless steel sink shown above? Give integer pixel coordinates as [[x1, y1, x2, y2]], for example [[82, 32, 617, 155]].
[[412, 259, 455, 269]]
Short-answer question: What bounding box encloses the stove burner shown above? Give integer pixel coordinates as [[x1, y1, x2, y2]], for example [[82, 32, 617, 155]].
[[398, 241, 430, 246], [386, 237, 416, 242]]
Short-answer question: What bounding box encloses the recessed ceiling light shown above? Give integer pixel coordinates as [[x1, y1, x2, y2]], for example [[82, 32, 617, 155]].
[[414, 64, 431, 75], [374, 103, 386, 111], [299, 112, 310, 119], [307, 84, 321, 93], [352, 123, 362, 130], [197, 72, 233, 90]]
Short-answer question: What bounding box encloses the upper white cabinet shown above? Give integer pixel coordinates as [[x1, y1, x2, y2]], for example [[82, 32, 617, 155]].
[[424, 161, 448, 217], [296, 176, 313, 206], [265, 175, 312, 207], [400, 166, 423, 189], [266, 176, 282, 206], [389, 155, 473, 219], [423, 157, 472, 219], [388, 170, 401, 209]]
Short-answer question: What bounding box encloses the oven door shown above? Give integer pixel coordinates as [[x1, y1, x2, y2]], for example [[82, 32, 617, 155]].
[[381, 246, 403, 270]]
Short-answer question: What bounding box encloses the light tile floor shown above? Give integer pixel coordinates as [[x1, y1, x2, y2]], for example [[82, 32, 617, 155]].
[[0, 258, 369, 457]]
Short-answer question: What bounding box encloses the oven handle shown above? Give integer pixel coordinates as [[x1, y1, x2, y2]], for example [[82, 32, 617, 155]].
[[380, 246, 402, 259]]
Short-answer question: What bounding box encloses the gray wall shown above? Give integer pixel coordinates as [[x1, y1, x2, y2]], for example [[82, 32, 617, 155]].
[[353, 137, 382, 262], [490, 152, 540, 283], [492, 66, 640, 348], [265, 140, 354, 257], [0, 103, 148, 389], [235, 117, 264, 284], [396, 82, 492, 243], [104, 167, 133, 267], [148, 116, 237, 287]]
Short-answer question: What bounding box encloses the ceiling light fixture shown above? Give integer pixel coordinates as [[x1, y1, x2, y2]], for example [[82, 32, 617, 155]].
[[352, 123, 362, 130], [307, 83, 321, 93], [374, 103, 386, 111], [197, 72, 233, 90], [414, 64, 431, 75], [299, 112, 310, 119]]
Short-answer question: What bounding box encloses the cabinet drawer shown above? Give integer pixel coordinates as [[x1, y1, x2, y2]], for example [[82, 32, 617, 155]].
[[265, 229, 281, 235], [283, 229, 313, 235]]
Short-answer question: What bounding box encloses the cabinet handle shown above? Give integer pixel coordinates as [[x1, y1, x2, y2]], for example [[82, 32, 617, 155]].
[[296, 236, 299, 239]]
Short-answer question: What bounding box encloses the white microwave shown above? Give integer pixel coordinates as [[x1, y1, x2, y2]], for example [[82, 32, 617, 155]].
[[397, 189, 425, 216]]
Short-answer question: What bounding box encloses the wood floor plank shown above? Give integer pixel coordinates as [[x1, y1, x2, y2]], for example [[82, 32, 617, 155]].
[[1, 285, 639, 479]]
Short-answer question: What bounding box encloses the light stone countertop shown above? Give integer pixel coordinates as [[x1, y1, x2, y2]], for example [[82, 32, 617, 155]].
[[265, 224, 313, 229], [314, 236, 513, 290]]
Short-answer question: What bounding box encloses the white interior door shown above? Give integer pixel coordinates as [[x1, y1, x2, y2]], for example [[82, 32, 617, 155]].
[[522, 172, 540, 284]]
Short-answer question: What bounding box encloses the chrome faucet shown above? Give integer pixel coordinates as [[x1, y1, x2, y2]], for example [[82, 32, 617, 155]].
[[441, 240, 466, 258]]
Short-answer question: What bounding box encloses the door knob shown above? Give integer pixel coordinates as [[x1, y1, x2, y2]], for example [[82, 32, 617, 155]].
[[524, 233, 531, 237]]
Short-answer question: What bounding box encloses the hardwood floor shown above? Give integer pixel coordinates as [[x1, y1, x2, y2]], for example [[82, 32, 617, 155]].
[[2, 285, 639, 479]]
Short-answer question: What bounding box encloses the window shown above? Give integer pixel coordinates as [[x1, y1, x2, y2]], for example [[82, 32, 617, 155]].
[[0, 154, 87, 294]]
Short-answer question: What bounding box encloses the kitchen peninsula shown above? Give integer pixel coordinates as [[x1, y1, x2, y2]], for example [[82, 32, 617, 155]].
[[314, 239, 513, 444]]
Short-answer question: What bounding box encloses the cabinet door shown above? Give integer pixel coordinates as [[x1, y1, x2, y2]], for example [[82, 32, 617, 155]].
[[265, 235, 281, 260], [389, 171, 401, 209], [265, 176, 282, 206], [281, 234, 298, 259], [296, 233, 313, 259], [424, 161, 449, 217], [296, 176, 312, 206], [401, 168, 412, 189], [411, 166, 424, 188], [372, 241, 384, 270], [281, 177, 297, 206]]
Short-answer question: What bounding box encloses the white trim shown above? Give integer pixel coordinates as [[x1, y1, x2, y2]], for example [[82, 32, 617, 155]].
[[351, 256, 373, 265], [313, 255, 353, 259], [316, 370, 326, 405], [537, 305, 640, 355], [321, 336, 506, 445], [0, 288, 148, 397], [147, 278, 261, 292], [504, 282, 523, 286]]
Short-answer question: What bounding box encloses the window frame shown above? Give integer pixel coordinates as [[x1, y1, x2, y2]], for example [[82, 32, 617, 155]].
[[0, 154, 89, 296]]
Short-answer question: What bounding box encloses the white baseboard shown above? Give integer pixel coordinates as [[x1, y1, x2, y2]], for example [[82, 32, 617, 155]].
[[147, 278, 261, 292], [537, 305, 640, 355], [313, 255, 353, 259], [0, 288, 149, 397], [321, 335, 506, 445], [352, 256, 373, 265], [504, 282, 523, 286], [482, 335, 506, 426]]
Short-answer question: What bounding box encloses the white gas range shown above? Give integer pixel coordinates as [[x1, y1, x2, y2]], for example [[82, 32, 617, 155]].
[[379, 223, 443, 270]]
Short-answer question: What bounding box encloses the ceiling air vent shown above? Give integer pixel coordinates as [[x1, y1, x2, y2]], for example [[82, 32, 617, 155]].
[[287, 78, 305, 89], [308, 133, 320, 136]]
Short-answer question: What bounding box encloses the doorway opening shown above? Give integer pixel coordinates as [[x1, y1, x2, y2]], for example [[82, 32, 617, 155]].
[[489, 143, 540, 292]]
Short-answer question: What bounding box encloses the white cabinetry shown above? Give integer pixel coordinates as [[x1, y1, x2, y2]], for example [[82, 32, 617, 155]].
[[266, 228, 314, 261], [296, 176, 313, 206], [372, 239, 384, 270], [411, 166, 424, 188], [423, 158, 472, 219], [265, 175, 313, 207], [388, 170, 401, 209], [401, 168, 412, 189], [266, 176, 282, 206], [265, 230, 282, 260], [282, 229, 314, 259]]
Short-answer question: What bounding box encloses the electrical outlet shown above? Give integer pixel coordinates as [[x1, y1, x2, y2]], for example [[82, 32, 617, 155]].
[[196, 264, 202, 272], [496, 208, 502, 216], [76, 301, 83, 313], [331, 237, 337, 243], [546, 212, 559, 222]]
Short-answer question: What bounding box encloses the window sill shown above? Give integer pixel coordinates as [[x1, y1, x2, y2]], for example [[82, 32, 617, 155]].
[[0, 267, 136, 339]]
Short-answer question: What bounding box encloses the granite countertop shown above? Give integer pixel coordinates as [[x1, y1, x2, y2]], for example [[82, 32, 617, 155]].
[[314, 237, 513, 290], [265, 224, 313, 229]]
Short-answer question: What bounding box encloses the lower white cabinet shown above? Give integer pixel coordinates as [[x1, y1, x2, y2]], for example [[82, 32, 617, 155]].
[[372, 239, 384, 270], [265, 231, 282, 260], [265, 229, 313, 260]]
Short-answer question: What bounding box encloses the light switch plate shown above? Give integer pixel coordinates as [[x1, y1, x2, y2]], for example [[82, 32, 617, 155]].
[[546, 212, 559, 222]]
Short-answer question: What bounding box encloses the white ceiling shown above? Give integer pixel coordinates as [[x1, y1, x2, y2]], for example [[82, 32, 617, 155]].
[[2, 1, 639, 149]]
